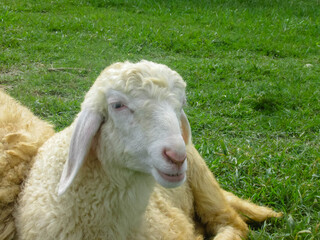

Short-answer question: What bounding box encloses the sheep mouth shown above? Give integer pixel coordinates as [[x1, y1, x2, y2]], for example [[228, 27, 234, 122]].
[[156, 169, 185, 182]]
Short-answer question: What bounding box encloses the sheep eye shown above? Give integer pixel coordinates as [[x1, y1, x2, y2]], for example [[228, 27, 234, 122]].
[[111, 102, 126, 110]]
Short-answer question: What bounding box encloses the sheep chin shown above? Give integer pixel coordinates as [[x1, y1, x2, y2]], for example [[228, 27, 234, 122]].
[[151, 166, 187, 189]]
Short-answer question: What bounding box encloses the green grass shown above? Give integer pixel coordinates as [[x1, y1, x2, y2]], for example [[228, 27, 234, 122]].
[[1, 0, 319, 239]]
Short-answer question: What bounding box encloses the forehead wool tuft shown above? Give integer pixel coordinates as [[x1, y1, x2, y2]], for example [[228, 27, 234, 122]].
[[82, 60, 186, 113], [120, 61, 185, 91]]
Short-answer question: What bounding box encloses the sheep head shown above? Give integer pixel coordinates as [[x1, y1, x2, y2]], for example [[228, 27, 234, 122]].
[[58, 60, 191, 195]]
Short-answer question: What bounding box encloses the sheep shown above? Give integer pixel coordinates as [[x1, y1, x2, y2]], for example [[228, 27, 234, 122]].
[[14, 60, 281, 240], [142, 144, 282, 240], [0, 90, 55, 240]]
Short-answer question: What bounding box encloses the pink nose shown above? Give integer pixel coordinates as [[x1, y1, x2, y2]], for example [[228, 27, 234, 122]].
[[163, 149, 187, 167]]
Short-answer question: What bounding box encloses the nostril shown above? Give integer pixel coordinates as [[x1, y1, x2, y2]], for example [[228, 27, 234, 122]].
[[163, 149, 187, 166]]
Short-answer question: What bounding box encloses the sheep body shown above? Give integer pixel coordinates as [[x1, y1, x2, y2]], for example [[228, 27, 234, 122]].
[[15, 61, 189, 239], [143, 144, 281, 240], [0, 90, 54, 240], [16, 125, 156, 239], [14, 61, 281, 240]]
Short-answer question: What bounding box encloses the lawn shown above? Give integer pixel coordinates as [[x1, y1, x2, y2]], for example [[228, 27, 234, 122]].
[[1, 0, 319, 239]]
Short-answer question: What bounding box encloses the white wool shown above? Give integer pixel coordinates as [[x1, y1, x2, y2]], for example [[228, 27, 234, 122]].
[[14, 60, 281, 240], [15, 60, 190, 239]]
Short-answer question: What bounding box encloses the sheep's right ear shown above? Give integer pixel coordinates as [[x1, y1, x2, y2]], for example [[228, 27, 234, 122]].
[[181, 110, 192, 145], [58, 110, 103, 195]]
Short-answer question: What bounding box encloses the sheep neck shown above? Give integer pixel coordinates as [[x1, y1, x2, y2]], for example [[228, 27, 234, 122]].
[[75, 157, 156, 238]]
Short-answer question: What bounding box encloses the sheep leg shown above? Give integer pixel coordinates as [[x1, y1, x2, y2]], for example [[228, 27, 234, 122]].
[[221, 189, 282, 222], [186, 144, 248, 239]]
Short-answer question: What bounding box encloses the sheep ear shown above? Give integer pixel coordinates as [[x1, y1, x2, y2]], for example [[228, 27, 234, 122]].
[[58, 110, 103, 195], [181, 110, 192, 145]]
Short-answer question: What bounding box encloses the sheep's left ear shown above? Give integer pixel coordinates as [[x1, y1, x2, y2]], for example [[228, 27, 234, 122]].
[[180, 110, 192, 145], [58, 110, 103, 195]]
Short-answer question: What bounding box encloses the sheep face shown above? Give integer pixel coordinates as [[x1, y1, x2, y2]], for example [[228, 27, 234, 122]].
[[101, 88, 188, 188], [58, 61, 191, 195]]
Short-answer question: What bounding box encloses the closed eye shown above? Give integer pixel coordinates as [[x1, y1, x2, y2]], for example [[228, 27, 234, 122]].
[[111, 102, 127, 110]]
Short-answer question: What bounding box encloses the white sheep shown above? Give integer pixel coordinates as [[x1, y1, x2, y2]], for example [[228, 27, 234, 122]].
[[0, 90, 55, 240], [14, 60, 281, 240]]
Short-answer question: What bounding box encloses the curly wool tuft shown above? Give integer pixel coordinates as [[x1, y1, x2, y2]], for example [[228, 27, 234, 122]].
[[0, 90, 54, 240]]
